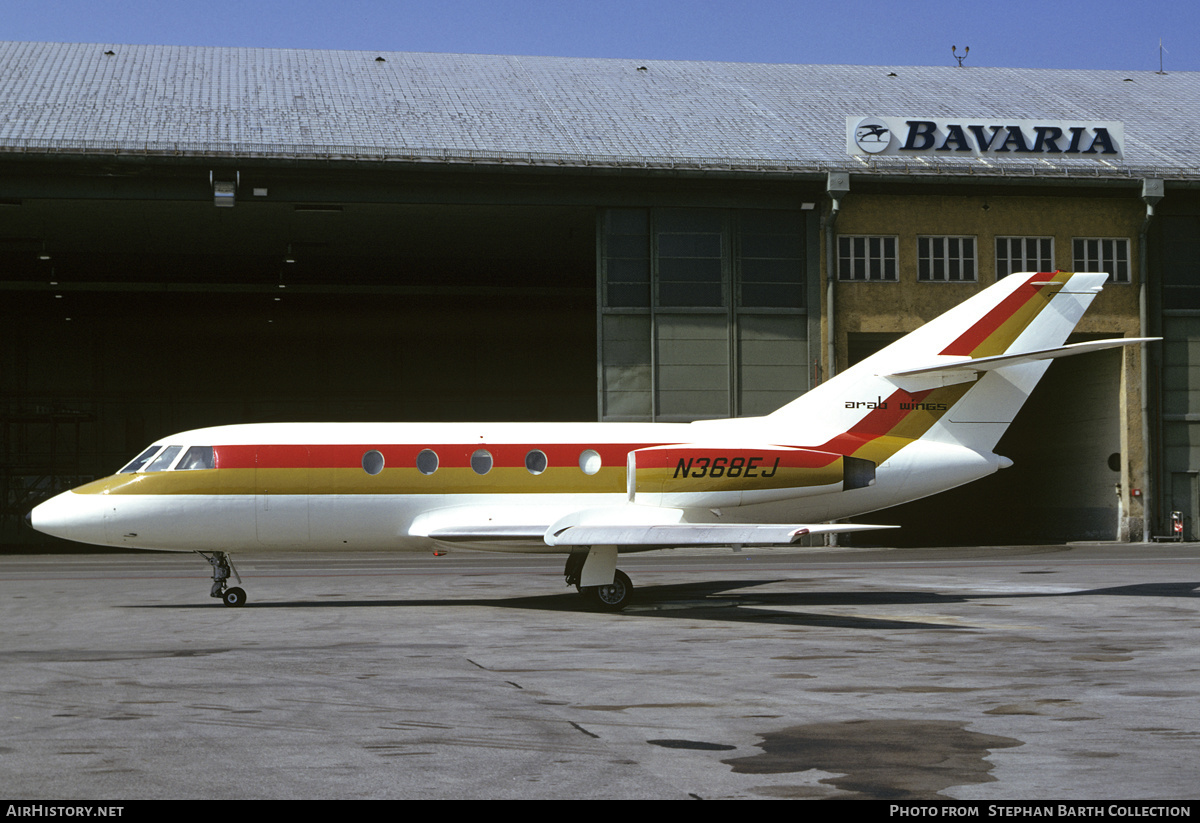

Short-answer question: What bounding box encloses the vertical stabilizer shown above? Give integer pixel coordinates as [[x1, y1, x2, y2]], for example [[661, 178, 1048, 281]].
[[766, 271, 1110, 461]]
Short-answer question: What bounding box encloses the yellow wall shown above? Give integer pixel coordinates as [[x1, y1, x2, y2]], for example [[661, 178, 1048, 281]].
[[829, 193, 1142, 342], [824, 192, 1148, 539]]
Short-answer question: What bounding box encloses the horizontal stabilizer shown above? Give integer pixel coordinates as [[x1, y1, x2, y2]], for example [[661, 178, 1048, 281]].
[[884, 337, 1157, 390], [546, 522, 896, 548]]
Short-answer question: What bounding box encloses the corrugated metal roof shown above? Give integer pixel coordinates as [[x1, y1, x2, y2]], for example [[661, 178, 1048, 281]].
[[1, 41, 1197, 179]]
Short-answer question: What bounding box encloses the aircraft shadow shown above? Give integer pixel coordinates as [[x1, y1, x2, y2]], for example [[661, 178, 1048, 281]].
[[134, 578, 1200, 630]]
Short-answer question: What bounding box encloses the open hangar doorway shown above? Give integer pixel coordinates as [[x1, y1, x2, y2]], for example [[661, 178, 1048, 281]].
[[847, 341, 1125, 546], [1, 194, 597, 548]]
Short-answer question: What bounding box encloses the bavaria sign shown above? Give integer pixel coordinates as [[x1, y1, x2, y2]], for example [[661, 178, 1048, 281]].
[[847, 117, 1124, 160]]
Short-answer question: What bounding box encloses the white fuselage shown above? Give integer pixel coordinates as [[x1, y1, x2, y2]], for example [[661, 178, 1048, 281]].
[[30, 419, 998, 554]]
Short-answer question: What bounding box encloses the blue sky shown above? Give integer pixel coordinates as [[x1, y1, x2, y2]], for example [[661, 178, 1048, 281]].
[[6, 0, 1198, 71]]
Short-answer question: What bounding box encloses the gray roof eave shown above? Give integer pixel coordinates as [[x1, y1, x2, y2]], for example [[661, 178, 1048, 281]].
[[2, 41, 1198, 183]]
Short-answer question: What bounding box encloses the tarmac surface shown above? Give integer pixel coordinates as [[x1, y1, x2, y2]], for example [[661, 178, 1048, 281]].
[[1, 542, 1199, 800]]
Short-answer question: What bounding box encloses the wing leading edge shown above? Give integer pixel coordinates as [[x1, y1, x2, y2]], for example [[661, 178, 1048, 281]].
[[424, 520, 895, 548]]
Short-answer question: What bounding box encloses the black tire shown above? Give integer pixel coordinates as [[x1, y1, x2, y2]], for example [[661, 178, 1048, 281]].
[[222, 586, 247, 607], [586, 569, 632, 611]]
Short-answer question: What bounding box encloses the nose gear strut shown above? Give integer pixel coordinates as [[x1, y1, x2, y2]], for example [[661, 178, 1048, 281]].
[[197, 551, 246, 607]]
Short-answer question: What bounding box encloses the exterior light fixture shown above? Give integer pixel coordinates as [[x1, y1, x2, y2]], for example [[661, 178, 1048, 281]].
[[210, 170, 239, 208]]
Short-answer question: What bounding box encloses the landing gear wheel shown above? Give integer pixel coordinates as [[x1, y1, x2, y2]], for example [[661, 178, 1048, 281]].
[[586, 569, 632, 612], [198, 551, 246, 606]]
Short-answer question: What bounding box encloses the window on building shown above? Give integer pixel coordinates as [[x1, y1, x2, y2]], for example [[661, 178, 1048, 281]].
[[738, 210, 805, 307], [602, 209, 651, 308], [656, 209, 725, 307], [837, 236, 897, 281], [1161, 216, 1200, 309], [600, 208, 808, 421], [996, 237, 1054, 278], [1073, 238, 1130, 284], [918, 236, 976, 282]]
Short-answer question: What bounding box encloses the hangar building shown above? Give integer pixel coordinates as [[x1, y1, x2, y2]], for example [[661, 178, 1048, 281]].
[[2, 41, 1198, 547]]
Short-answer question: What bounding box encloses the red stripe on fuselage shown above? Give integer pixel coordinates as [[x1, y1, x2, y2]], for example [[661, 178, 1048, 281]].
[[213, 443, 657, 470], [633, 446, 842, 471]]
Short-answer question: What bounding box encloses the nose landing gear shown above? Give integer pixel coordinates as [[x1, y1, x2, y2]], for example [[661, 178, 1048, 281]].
[[198, 551, 246, 607]]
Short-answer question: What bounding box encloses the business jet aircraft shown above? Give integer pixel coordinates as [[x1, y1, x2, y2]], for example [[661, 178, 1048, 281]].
[[29, 271, 1152, 610]]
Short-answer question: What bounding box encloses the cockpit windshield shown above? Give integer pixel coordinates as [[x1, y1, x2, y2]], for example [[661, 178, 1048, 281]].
[[119, 445, 163, 474], [119, 444, 215, 474], [176, 446, 215, 470], [145, 446, 183, 472]]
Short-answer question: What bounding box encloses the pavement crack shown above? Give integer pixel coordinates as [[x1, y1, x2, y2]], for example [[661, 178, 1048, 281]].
[[569, 721, 599, 739]]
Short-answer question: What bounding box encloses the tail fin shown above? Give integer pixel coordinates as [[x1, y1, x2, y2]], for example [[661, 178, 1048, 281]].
[[767, 271, 1138, 462]]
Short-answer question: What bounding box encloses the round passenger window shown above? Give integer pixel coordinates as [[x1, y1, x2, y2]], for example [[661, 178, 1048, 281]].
[[471, 449, 493, 475], [525, 449, 547, 475], [579, 449, 601, 475], [362, 450, 385, 475], [417, 449, 439, 475]]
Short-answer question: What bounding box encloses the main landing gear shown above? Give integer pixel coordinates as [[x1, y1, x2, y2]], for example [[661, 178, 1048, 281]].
[[198, 551, 246, 607], [564, 552, 633, 612], [590, 569, 632, 611]]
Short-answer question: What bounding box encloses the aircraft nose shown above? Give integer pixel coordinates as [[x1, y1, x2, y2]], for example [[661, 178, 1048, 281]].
[[24, 509, 33, 530], [26, 490, 110, 545]]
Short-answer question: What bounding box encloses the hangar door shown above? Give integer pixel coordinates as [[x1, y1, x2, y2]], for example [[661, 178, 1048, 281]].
[[1162, 316, 1200, 539], [1160, 213, 1200, 539], [849, 346, 1124, 546], [598, 208, 810, 422]]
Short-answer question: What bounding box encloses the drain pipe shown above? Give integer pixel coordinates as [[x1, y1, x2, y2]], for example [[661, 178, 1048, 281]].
[[823, 173, 850, 547], [825, 172, 851, 381], [1140, 179, 1164, 543]]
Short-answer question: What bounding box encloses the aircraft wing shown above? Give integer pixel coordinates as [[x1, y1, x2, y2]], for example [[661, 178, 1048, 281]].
[[424, 525, 550, 542], [423, 519, 895, 548], [544, 522, 896, 547]]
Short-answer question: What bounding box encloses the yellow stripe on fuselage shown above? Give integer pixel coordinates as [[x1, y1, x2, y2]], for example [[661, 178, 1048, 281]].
[[73, 466, 628, 496]]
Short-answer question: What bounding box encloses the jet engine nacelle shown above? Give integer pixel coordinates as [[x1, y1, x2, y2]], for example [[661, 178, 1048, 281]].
[[627, 444, 875, 508]]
